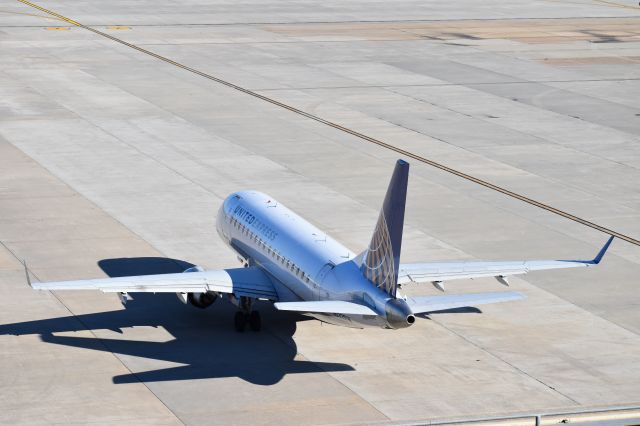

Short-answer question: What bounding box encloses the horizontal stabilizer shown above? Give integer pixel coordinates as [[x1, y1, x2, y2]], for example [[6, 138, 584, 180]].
[[407, 291, 524, 314], [274, 301, 378, 316]]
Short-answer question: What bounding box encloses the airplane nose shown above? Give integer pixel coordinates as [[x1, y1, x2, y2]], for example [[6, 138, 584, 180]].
[[385, 298, 415, 329]]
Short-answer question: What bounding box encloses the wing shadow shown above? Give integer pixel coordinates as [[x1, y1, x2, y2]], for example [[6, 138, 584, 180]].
[[1, 257, 353, 385]]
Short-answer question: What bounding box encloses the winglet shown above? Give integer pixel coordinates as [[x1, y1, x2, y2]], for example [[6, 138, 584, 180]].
[[23, 259, 33, 288], [592, 236, 614, 264]]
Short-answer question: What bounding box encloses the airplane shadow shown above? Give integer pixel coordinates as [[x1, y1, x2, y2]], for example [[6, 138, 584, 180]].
[[0, 257, 354, 385], [416, 306, 482, 320]]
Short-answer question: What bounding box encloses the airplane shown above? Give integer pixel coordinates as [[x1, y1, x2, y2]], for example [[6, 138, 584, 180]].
[[27, 159, 614, 332]]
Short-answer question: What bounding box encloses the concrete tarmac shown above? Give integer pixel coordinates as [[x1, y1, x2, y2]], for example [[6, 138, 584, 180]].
[[1, 0, 640, 424]]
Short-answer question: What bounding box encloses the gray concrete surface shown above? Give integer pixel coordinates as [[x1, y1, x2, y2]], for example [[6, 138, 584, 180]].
[[1, 0, 640, 424]]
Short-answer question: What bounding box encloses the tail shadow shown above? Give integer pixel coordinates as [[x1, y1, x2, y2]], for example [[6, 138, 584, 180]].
[[416, 306, 482, 320]]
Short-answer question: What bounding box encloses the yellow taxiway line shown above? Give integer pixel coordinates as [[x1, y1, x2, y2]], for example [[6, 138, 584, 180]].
[[15, 0, 640, 248]]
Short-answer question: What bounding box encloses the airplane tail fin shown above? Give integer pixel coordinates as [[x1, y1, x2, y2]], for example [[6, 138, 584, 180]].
[[359, 159, 409, 298]]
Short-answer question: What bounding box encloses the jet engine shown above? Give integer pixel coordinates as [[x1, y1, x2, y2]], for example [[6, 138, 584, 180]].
[[175, 265, 218, 309], [187, 291, 218, 309]]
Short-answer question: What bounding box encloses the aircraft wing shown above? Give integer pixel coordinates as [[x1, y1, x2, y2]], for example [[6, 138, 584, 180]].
[[29, 266, 279, 300], [398, 236, 613, 286], [406, 291, 524, 314]]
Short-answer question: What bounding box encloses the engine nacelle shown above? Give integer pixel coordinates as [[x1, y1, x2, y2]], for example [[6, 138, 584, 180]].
[[187, 291, 218, 309], [178, 265, 218, 309]]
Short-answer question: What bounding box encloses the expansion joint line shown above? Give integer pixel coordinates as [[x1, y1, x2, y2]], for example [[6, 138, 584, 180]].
[[16, 0, 640, 247]]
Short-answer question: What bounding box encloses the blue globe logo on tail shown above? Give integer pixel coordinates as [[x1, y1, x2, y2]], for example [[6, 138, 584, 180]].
[[360, 160, 409, 298]]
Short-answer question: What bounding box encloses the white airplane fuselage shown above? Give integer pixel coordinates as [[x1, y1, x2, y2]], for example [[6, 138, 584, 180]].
[[216, 191, 410, 328], [30, 159, 608, 332]]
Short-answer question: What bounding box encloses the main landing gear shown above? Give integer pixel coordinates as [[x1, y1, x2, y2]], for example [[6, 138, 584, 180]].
[[233, 295, 261, 332], [234, 310, 261, 332]]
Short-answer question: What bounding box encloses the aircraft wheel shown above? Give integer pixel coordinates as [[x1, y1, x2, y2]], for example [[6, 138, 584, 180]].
[[234, 311, 246, 332], [249, 311, 261, 332]]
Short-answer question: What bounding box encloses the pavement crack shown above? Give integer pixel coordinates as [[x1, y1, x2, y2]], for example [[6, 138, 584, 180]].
[[430, 316, 581, 405]]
